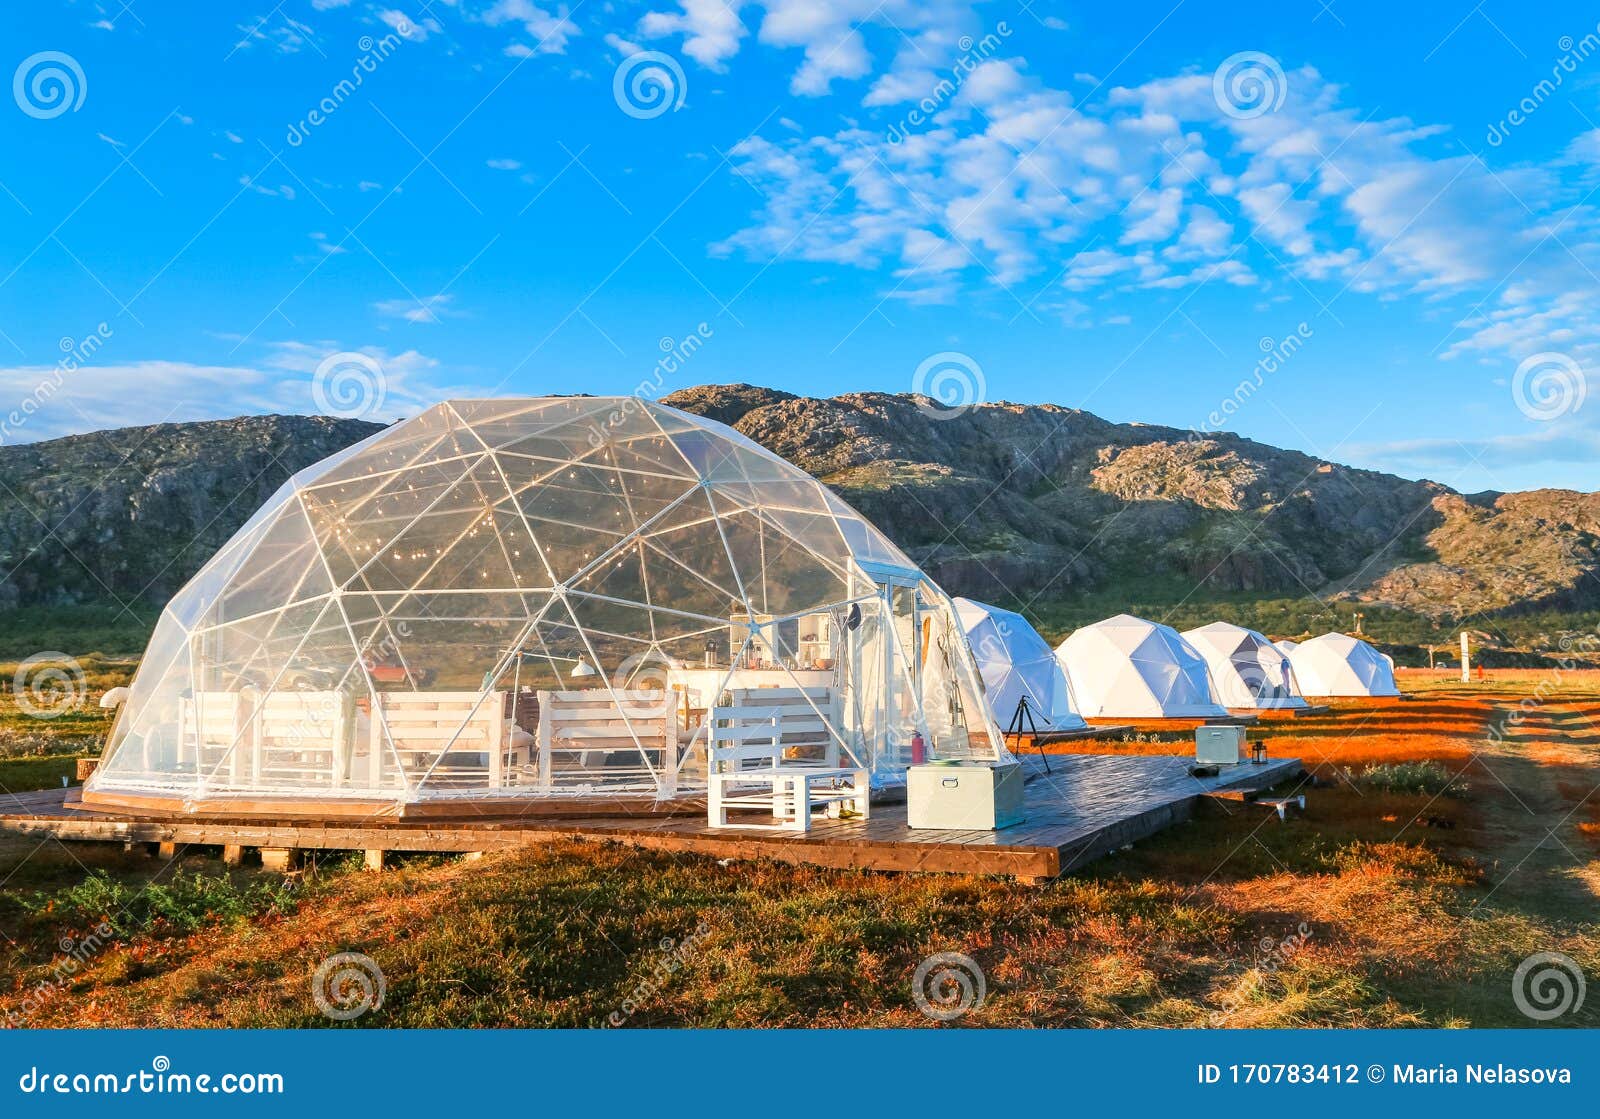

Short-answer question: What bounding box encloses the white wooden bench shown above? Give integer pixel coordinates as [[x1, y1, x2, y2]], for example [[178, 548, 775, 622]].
[[706, 687, 867, 832], [254, 690, 354, 788], [534, 689, 675, 793], [369, 690, 509, 791], [179, 691, 254, 783]]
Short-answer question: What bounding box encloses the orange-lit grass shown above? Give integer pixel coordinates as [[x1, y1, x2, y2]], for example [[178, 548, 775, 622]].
[[1, 682, 1596, 1029]]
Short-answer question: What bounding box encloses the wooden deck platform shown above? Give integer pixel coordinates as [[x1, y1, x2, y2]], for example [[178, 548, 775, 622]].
[[1292, 704, 1332, 718], [0, 755, 1304, 883], [1027, 725, 1133, 744]]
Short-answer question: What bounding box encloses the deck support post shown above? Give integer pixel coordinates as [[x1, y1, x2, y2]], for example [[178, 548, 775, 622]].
[[363, 849, 385, 872], [222, 844, 245, 866], [156, 841, 178, 860], [260, 847, 301, 872]]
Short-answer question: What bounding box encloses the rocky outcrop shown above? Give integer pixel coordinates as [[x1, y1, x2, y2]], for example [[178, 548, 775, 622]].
[[0, 414, 383, 609]]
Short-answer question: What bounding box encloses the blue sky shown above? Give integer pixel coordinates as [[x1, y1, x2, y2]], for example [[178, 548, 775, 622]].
[[4, 1, 1600, 493]]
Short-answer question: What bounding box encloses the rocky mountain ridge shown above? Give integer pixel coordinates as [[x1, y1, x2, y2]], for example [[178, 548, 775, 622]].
[[1, 389, 1595, 621]]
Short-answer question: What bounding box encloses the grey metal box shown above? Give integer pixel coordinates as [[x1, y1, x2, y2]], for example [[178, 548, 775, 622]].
[[907, 761, 1025, 830], [1195, 725, 1247, 765]]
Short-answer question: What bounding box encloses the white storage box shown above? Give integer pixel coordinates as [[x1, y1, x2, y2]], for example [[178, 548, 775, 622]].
[[1195, 725, 1246, 765], [907, 761, 1024, 830]]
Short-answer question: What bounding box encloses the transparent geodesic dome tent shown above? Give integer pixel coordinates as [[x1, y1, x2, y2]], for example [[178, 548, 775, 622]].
[[88, 398, 1005, 809]]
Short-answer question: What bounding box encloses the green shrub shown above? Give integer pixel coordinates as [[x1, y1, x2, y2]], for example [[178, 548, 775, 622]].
[[1349, 760, 1467, 797], [19, 869, 299, 939]]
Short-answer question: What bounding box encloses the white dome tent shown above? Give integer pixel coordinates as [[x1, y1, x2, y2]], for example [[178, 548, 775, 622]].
[[1182, 622, 1307, 710], [88, 397, 1006, 812], [1287, 633, 1400, 697], [953, 598, 1088, 734], [1273, 639, 1299, 656], [1054, 614, 1227, 720]]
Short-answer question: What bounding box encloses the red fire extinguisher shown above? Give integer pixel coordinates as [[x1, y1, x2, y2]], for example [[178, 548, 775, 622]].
[[910, 730, 926, 765]]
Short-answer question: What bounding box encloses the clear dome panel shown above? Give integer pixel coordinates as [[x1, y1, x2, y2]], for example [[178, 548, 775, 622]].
[[303, 404, 485, 491], [95, 612, 194, 786]]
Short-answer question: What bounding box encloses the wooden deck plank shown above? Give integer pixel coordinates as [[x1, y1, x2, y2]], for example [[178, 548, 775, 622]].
[[4, 754, 1302, 883]]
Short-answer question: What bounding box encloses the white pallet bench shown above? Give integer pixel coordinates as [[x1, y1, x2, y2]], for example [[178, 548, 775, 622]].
[[707, 687, 866, 832]]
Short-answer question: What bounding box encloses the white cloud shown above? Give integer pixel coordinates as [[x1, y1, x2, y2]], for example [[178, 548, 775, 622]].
[[376, 10, 440, 40], [309, 231, 346, 255], [638, 0, 985, 97], [711, 42, 1600, 368], [486, 158, 522, 170], [0, 347, 470, 442], [639, 0, 749, 70], [1353, 420, 1600, 479], [603, 31, 642, 57], [232, 15, 318, 54], [480, 0, 579, 55], [238, 174, 294, 200], [372, 293, 461, 324]]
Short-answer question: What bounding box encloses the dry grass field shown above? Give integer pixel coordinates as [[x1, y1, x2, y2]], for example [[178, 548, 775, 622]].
[[0, 661, 1596, 1028]]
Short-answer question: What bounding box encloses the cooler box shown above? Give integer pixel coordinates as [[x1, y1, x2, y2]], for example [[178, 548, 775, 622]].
[[907, 761, 1024, 830], [1195, 725, 1246, 765]]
